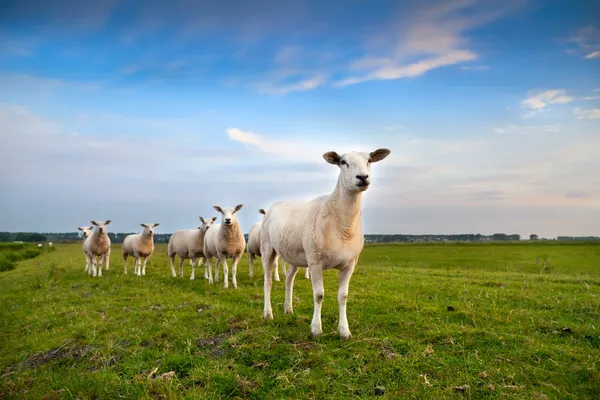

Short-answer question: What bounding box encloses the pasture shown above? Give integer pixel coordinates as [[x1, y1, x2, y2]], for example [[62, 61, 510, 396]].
[[0, 242, 599, 399]]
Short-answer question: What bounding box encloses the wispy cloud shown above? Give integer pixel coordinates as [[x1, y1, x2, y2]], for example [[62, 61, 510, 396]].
[[334, 0, 521, 87], [573, 107, 600, 119], [519, 89, 573, 117], [585, 50, 600, 59], [494, 124, 561, 134], [460, 65, 490, 71], [253, 76, 326, 95]]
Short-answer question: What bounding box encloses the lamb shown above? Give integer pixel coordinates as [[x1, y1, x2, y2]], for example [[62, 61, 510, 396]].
[[168, 216, 217, 280], [260, 148, 391, 339], [123, 223, 159, 276], [203, 204, 245, 288], [84, 220, 112, 277], [77, 226, 93, 271], [246, 208, 287, 281]]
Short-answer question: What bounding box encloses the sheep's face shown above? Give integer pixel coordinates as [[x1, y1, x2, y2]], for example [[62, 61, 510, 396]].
[[141, 223, 159, 236], [90, 220, 111, 234], [214, 204, 243, 226], [323, 148, 391, 192], [198, 216, 217, 232], [77, 226, 93, 239]]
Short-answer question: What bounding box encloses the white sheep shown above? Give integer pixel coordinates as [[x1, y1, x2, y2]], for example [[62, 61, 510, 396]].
[[123, 223, 159, 276], [84, 220, 112, 277], [37, 243, 42, 248], [260, 148, 390, 339], [281, 260, 310, 280], [168, 216, 217, 280], [247, 208, 287, 281], [48, 242, 53, 247], [204, 204, 245, 288], [77, 226, 93, 271]]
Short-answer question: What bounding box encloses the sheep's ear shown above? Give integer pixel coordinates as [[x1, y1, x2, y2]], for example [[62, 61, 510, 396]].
[[369, 148, 391, 163], [77, 227, 83, 231], [153, 223, 159, 227], [141, 223, 147, 228], [258, 208, 265, 215], [199, 217, 205, 223], [211, 216, 217, 222], [90, 221, 97, 226], [105, 220, 112, 225], [214, 206, 223, 213], [323, 151, 341, 165], [234, 204, 243, 212]]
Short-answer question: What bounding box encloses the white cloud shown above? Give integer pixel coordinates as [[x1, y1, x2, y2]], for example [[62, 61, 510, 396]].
[[494, 124, 561, 134], [334, 1, 520, 87], [585, 50, 600, 59], [254, 76, 325, 95], [573, 107, 600, 120], [460, 65, 490, 71], [583, 96, 600, 100], [520, 89, 574, 117]]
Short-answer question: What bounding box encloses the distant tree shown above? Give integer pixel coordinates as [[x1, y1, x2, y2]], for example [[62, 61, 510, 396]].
[[530, 234, 538, 240]]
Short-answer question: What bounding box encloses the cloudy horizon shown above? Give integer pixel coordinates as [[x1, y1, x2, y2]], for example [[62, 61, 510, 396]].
[[1, 0, 599, 238]]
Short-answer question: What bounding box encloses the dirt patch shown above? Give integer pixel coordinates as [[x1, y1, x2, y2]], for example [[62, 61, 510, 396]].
[[197, 326, 244, 359], [24, 344, 95, 368]]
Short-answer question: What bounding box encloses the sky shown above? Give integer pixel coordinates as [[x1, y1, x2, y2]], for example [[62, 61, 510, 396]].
[[0, 0, 599, 238]]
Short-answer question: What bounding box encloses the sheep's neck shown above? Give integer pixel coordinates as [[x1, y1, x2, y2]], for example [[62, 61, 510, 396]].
[[140, 234, 153, 245], [220, 223, 240, 240], [326, 179, 363, 241]]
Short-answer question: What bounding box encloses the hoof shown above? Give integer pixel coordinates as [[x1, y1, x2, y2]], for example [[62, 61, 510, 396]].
[[264, 311, 274, 320], [340, 332, 352, 340], [190, 276, 195, 280], [284, 308, 294, 314]]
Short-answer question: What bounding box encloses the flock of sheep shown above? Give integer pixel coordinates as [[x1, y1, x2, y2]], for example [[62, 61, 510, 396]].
[[75, 148, 391, 339]]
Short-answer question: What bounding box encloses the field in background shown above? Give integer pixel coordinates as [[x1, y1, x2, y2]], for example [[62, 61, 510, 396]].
[[0, 242, 599, 399]]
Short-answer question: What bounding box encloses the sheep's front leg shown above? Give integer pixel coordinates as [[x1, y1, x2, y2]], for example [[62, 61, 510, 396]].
[[190, 257, 196, 280], [231, 254, 242, 288], [178, 257, 184, 278], [141, 257, 148, 276], [305, 266, 310, 280], [282, 261, 288, 276], [338, 262, 356, 340], [86, 254, 93, 276], [284, 264, 300, 314], [310, 265, 325, 337], [105, 248, 111, 271], [97, 255, 103, 277], [205, 256, 214, 284], [220, 255, 229, 289], [203, 256, 209, 279]]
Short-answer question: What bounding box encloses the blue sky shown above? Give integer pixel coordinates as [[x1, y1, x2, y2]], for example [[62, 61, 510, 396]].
[[1, 0, 599, 237]]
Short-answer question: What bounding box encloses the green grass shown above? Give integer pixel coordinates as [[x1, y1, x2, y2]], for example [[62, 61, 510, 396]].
[[0, 242, 599, 399], [0, 243, 45, 272]]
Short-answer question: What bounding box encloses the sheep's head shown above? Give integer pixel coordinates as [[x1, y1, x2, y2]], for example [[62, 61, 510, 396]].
[[198, 216, 217, 231], [141, 223, 159, 236], [323, 148, 391, 192], [214, 204, 243, 226], [77, 226, 93, 239], [90, 220, 111, 234]]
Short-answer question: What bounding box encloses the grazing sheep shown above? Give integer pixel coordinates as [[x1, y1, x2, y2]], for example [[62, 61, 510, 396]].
[[260, 148, 391, 339], [168, 216, 217, 280], [123, 223, 159, 276], [37, 243, 42, 248], [48, 242, 53, 247], [77, 226, 93, 271], [247, 208, 286, 281], [84, 220, 112, 277], [204, 204, 245, 288]]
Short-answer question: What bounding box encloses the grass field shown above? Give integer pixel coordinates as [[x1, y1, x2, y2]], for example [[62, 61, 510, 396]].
[[0, 241, 599, 399]]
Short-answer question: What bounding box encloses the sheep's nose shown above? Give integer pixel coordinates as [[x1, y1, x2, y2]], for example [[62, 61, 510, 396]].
[[356, 174, 369, 182], [225, 218, 231, 223]]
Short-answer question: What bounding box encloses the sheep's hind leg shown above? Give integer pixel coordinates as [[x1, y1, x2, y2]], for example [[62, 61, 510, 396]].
[[169, 255, 177, 277], [262, 249, 277, 319], [284, 264, 300, 314]]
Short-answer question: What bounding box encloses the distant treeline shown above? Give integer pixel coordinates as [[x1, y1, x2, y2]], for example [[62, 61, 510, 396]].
[[1, 231, 599, 244]]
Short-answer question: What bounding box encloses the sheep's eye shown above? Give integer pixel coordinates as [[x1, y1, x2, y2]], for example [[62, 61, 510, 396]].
[[340, 160, 348, 166]]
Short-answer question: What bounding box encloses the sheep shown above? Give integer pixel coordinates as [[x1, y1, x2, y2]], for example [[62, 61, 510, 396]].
[[48, 242, 53, 247], [246, 208, 287, 281], [37, 243, 42, 248], [77, 226, 93, 271], [123, 223, 159, 276], [260, 148, 391, 339], [168, 216, 217, 280], [84, 220, 112, 277], [203, 204, 245, 288]]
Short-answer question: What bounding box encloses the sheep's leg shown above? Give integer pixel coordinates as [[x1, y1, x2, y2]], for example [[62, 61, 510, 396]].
[[220, 255, 229, 289], [284, 264, 300, 314], [274, 256, 281, 282], [262, 250, 276, 320], [105, 248, 110, 271], [282, 261, 288, 276], [86, 254, 93, 276], [123, 254, 128, 274], [338, 262, 356, 340], [202, 256, 209, 279], [190, 257, 196, 280], [305, 266, 310, 280], [97, 255, 103, 277], [178, 257, 184, 278], [141, 257, 148, 276], [310, 265, 325, 337], [206, 256, 214, 284], [231, 254, 242, 288], [248, 253, 254, 278], [215, 259, 220, 282], [169, 255, 176, 277]]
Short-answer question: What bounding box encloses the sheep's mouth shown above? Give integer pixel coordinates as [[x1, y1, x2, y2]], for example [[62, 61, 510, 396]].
[[355, 181, 370, 189]]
